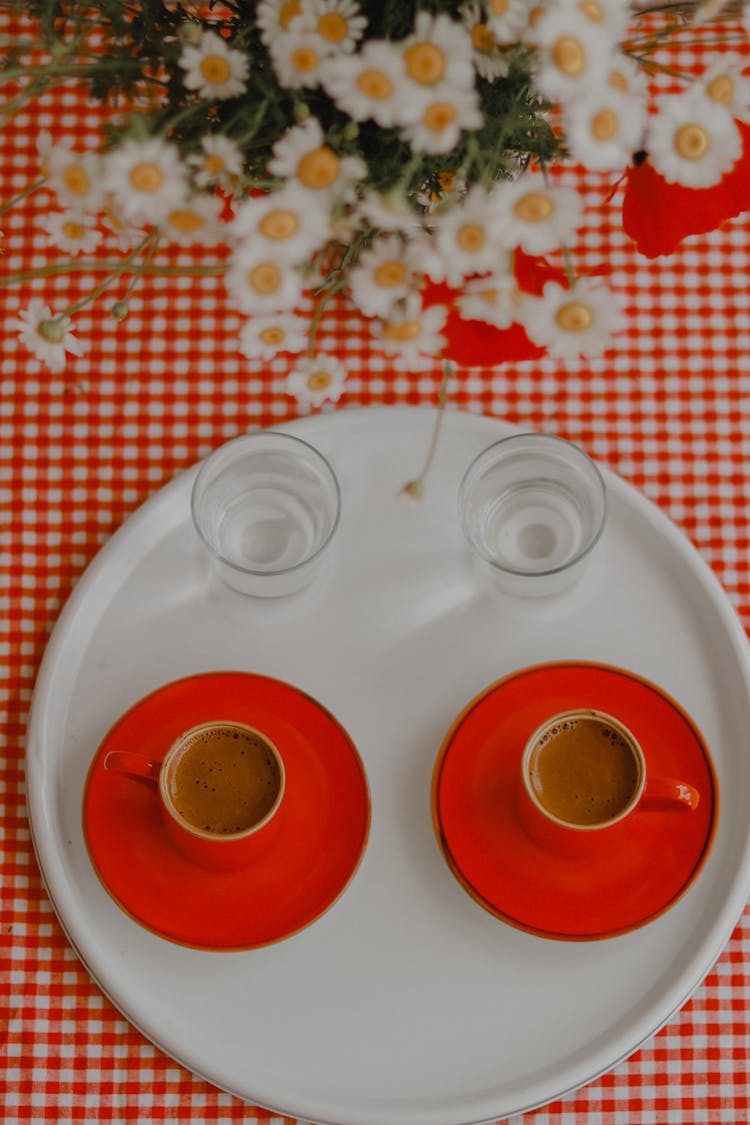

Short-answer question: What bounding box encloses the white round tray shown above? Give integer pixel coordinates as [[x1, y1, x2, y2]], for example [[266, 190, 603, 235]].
[[26, 406, 750, 1125]]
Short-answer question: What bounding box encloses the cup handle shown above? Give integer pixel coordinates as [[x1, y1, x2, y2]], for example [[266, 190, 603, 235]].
[[103, 750, 161, 788], [642, 777, 700, 812]]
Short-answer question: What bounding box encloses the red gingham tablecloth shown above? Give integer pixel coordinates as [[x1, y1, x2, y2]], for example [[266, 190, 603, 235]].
[[2, 14, 750, 1125]]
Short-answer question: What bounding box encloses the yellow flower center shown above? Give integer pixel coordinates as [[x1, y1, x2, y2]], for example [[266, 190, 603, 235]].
[[200, 55, 232, 85], [297, 146, 340, 189], [383, 319, 422, 342], [437, 170, 456, 192], [130, 162, 164, 193], [489, 0, 509, 13], [553, 36, 586, 77], [706, 74, 734, 105], [592, 109, 619, 141], [556, 300, 594, 332], [374, 261, 407, 287], [292, 47, 320, 73], [404, 42, 446, 86], [62, 220, 86, 240], [307, 370, 333, 391], [204, 153, 226, 174], [608, 69, 629, 93], [317, 12, 348, 43], [675, 123, 710, 161], [249, 262, 282, 294], [578, 0, 604, 19], [457, 223, 486, 252], [104, 210, 124, 232], [279, 0, 301, 30], [63, 164, 90, 196], [479, 288, 498, 304], [357, 69, 393, 100], [260, 326, 285, 345], [259, 209, 299, 240], [471, 23, 496, 52], [424, 102, 457, 132], [168, 208, 205, 233], [514, 192, 553, 222]]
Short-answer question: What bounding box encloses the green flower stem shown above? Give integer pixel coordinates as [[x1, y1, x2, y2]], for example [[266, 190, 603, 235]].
[[52, 232, 160, 321], [0, 260, 227, 288], [307, 279, 348, 357], [400, 361, 455, 501], [0, 177, 46, 217], [0, 58, 146, 84], [117, 232, 161, 307]]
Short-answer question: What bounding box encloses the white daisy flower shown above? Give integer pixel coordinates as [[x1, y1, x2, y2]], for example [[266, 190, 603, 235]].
[[564, 89, 646, 171], [297, 0, 367, 54], [358, 189, 422, 233], [501, 176, 583, 254], [348, 233, 421, 317], [225, 244, 305, 313], [485, 0, 534, 44], [373, 297, 447, 366], [529, 278, 623, 360], [40, 211, 103, 256], [456, 270, 535, 329], [47, 143, 104, 214], [239, 312, 309, 359], [646, 90, 742, 188], [269, 25, 330, 88], [430, 186, 510, 285], [606, 54, 647, 100], [574, 0, 630, 38], [400, 11, 475, 94], [531, 8, 614, 103], [101, 209, 150, 253], [699, 55, 750, 123], [461, 4, 510, 81], [231, 183, 330, 261], [286, 353, 347, 407], [160, 193, 225, 245], [321, 40, 415, 128], [402, 86, 483, 154], [14, 298, 85, 373], [189, 135, 244, 187], [256, 0, 305, 47], [268, 117, 366, 196], [103, 137, 189, 224], [179, 30, 250, 100]]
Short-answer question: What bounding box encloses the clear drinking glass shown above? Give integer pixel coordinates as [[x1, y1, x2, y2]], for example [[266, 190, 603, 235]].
[[191, 431, 341, 597], [458, 432, 607, 597]]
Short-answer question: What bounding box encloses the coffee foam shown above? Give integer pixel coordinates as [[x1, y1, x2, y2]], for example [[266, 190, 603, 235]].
[[167, 724, 281, 835], [529, 716, 639, 827]]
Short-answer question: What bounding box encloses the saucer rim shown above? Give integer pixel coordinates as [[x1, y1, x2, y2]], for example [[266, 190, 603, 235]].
[[82, 670, 372, 952], [432, 659, 718, 942]]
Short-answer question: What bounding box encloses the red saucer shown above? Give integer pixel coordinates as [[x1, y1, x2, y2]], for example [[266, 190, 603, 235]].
[[432, 662, 717, 941], [83, 672, 371, 950]]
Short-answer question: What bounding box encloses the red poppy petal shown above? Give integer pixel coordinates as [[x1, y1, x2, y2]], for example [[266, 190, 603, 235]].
[[622, 121, 750, 258]]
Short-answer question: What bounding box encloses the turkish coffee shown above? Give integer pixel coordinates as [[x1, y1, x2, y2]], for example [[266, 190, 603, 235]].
[[165, 723, 282, 835], [527, 714, 641, 827]]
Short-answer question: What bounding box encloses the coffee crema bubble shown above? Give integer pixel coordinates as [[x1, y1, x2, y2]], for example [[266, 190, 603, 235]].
[[166, 725, 281, 835], [529, 715, 640, 826]]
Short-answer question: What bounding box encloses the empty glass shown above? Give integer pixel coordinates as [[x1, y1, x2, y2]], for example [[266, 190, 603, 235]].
[[191, 431, 341, 597], [458, 432, 606, 597]]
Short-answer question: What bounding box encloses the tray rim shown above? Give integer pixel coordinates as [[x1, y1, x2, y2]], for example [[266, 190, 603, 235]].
[[25, 404, 750, 1125]]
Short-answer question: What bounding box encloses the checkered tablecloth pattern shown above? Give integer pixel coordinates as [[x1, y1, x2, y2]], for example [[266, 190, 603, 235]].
[[3, 12, 750, 1124]]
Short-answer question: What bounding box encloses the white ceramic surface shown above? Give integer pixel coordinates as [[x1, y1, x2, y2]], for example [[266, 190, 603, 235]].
[[26, 406, 750, 1125]]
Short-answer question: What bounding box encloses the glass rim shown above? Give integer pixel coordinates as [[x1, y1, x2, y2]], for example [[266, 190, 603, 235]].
[[190, 430, 342, 579], [457, 431, 607, 579]]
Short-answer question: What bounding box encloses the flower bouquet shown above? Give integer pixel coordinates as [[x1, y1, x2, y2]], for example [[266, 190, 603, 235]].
[[2, 0, 750, 409]]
